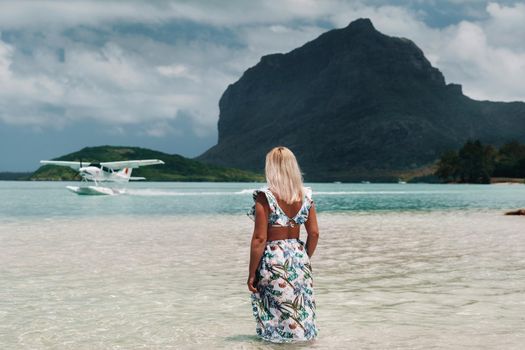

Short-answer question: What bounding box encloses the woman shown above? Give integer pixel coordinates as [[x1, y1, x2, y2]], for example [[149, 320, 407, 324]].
[[247, 146, 319, 342]]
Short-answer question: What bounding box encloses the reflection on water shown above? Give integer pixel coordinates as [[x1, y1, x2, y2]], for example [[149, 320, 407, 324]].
[[1, 211, 524, 349]]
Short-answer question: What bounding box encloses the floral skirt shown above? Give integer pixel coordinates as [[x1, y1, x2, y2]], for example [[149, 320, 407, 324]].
[[251, 239, 318, 342]]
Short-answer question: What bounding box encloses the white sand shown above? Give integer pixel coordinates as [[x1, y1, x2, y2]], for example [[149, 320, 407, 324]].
[[0, 211, 524, 349]]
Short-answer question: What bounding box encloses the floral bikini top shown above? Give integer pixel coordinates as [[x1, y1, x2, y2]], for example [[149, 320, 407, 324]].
[[247, 187, 314, 227]]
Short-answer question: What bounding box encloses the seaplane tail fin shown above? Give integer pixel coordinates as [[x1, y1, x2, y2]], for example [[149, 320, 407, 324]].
[[117, 167, 132, 180], [115, 168, 146, 181]]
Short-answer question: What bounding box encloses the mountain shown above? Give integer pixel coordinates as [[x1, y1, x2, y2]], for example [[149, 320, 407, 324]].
[[197, 18, 525, 181], [31, 146, 263, 182]]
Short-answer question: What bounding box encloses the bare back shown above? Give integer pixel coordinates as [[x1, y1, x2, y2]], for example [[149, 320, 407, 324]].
[[266, 194, 303, 241], [254, 189, 318, 242]]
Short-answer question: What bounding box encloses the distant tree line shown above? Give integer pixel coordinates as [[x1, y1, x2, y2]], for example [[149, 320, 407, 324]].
[[435, 140, 525, 184], [0, 172, 32, 181]]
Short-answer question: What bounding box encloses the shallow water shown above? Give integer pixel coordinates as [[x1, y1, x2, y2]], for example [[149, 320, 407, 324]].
[[1, 209, 524, 349], [1, 181, 525, 220]]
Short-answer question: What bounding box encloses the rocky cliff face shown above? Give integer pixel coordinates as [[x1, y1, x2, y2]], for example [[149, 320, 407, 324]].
[[198, 18, 525, 181]]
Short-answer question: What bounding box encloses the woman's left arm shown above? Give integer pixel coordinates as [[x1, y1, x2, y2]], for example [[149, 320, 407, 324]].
[[247, 193, 268, 292]]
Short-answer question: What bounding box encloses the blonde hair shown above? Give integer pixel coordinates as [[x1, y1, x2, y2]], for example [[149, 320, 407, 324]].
[[265, 146, 304, 204]]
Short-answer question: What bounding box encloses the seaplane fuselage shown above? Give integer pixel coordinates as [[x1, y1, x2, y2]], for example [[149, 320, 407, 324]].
[[78, 164, 133, 182]]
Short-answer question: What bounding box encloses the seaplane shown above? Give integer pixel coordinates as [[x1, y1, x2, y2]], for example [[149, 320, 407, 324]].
[[39, 159, 165, 195]]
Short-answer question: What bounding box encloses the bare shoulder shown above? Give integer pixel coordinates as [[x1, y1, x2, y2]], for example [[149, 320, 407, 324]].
[[255, 191, 268, 205]]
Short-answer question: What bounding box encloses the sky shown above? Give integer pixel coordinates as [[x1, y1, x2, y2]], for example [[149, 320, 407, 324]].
[[1, 0, 524, 171]]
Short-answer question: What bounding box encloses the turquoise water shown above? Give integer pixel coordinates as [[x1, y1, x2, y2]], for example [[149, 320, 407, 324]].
[[1, 181, 525, 349], [1, 181, 524, 220]]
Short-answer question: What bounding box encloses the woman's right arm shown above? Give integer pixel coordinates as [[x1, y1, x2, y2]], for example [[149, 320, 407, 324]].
[[304, 204, 319, 258], [247, 193, 269, 292]]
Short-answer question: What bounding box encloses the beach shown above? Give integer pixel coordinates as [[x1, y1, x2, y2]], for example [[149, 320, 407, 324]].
[[1, 211, 524, 348], [1, 182, 525, 349]]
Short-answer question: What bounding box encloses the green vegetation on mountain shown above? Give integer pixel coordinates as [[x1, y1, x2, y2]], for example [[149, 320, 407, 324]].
[[435, 140, 525, 183], [493, 141, 525, 179], [31, 146, 264, 182]]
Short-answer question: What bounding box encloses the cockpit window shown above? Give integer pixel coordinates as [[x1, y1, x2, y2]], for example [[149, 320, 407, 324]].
[[101, 166, 113, 173]]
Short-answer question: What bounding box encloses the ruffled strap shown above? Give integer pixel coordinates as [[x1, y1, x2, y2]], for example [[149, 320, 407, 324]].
[[291, 186, 314, 225], [247, 187, 277, 222], [248, 186, 314, 225], [304, 186, 313, 208]]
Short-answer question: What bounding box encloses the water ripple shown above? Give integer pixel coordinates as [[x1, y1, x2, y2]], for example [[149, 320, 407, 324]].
[[1, 211, 524, 348]]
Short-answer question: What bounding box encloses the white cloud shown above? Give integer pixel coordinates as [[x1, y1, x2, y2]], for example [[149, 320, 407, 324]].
[[144, 121, 177, 138], [0, 0, 353, 29], [396, 3, 525, 102], [435, 19, 525, 101], [0, 0, 524, 139], [0, 1, 171, 29], [484, 2, 525, 47], [322, 2, 525, 102], [157, 64, 199, 82], [0, 34, 230, 131], [0, 38, 13, 79]]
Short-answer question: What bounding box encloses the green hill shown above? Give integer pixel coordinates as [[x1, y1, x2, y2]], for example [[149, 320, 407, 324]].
[[31, 146, 264, 182]]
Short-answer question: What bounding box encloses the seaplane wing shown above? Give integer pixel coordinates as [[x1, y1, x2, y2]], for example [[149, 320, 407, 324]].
[[100, 159, 165, 169], [40, 160, 83, 170]]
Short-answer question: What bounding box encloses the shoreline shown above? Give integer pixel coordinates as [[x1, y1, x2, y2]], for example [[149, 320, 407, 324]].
[[490, 177, 525, 184], [1, 208, 523, 224], [1, 178, 523, 184]]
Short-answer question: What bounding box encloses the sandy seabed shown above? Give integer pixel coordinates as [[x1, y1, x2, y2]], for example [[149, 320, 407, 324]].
[[1, 210, 524, 349]]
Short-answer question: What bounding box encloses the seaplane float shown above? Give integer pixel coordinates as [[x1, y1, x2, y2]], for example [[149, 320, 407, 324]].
[[39, 159, 165, 195]]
